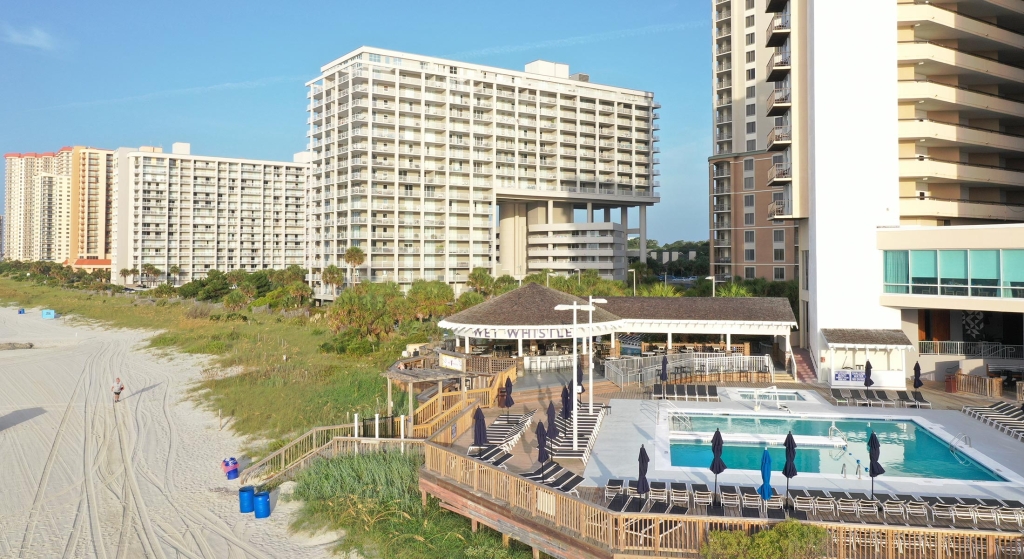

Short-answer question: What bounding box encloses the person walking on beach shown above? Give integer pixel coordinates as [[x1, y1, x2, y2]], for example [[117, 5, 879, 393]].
[[111, 377, 125, 403]]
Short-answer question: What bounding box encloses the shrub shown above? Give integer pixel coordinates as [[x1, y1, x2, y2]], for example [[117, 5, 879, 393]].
[[346, 339, 374, 356], [702, 521, 827, 559], [184, 303, 213, 319], [151, 282, 177, 298]]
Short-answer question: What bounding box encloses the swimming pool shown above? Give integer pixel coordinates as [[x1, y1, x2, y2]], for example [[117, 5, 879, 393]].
[[668, 413, 1004, 482], [734, 389, 806, 401]]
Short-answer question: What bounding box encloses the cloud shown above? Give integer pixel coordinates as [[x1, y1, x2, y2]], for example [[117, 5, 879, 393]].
[[2, 24, 55, 51], [34, 75, 304, 111], [445, 21, 704, 59]]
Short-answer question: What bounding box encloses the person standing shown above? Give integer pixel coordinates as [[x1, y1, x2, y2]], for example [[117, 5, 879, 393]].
[[111, 377, 125, 403]]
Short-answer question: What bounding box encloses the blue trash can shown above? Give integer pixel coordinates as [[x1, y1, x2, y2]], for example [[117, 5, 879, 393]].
[[239, 486, 255, 513], [253, 491, 271, 519]]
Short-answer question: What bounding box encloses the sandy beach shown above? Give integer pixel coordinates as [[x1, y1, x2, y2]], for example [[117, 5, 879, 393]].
[[0, 306, 337, 558]]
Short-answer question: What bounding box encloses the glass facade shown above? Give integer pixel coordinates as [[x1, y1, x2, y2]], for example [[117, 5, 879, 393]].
[[883, 249, 1024, 298]]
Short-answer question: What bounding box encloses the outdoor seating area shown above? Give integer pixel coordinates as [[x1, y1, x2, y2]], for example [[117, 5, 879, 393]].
[[468, 410, 535, 453], [651, 384, 721, 401], [549, 407, 605, 461], [522, 461, 585, 496], [963, 402, 1024, 441], [829, 388, 931, 408]]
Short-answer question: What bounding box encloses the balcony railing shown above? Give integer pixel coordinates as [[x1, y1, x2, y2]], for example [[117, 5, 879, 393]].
[[919, 341, 1023, 359], [766, 198, 792, 219], [766, 87, 791, 116], [766, 126, 792, 150], [767, 163, 792, 184], [766, 13, 791, 47], [766, 51, 791, 81]]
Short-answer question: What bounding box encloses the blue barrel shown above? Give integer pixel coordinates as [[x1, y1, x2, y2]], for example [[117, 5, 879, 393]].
[[239, 486, 255, 513], [253, 492, 271, 519], [226, 468, 239, 480]]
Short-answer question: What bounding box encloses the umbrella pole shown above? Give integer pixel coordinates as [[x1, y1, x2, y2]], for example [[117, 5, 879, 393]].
[[786, 479, 790, 511], [714, 475, 718, 506]]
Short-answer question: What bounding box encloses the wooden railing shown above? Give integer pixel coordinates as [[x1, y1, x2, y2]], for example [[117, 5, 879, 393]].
[[414, 391, 465, 425], [955, 373, 1002, 398], [412, 364, 517, 438], [422, 439, 1024, 558], [239, 424, 356, 485]]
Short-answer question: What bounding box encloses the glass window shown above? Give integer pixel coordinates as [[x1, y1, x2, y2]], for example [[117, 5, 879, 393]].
[[910, 250, 937, 295], [970, 250, 999, 297], [774, 248, 785, 261], [744, 176, 754, 190], [1003, 250, 1024, 298], [744, 195, 754, 207], [745, 249, 755, 261], [938, 250, 968, 296], [883, 250, 909, 294], [773, 230, 785, 243], [745, 267, 756, 279], [743, 158, 754, 171], [744, 230, 755, 243], [774, 267, 785, 281], [744, 212, 754, 225]]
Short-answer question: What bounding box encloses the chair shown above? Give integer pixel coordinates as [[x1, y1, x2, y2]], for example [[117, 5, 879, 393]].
[[686, 385, 698, 401], [830, 389, 848, 405], [792, 490, 815, 516], [848, 390, 870, 407], [557, 475, 585, 496], [652, 384, 663, 400], [666, 384, 679, 400], [649, 481, 668, 503], [696, 385, 709, 401], [627, 480, 639, 497], [896, 391, 916, 407], [669, 482, 689, 506], [544, 472, 576, 490], [875, 391, 897, 407], [904, 500, 930, 524], [490, 452, 513, 469], [880, 495, 906, 520], [607, 494, 630, 512], [605, 479, 624, 501], [740, 487, 762, 509], [692, 484, 713, 507], [719, 486, 741, 509], [911, 391, 932, 408], [708, 385, 720, 401], [862, 390, 883, 407], [837, 497, 860, 516]]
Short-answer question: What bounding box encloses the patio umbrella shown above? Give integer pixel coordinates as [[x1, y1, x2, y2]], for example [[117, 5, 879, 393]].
[[561, 384, 571, 420], [782, 431, 798, 508], [577, 360, 585, 395], [504, 377, 515, 420], [863, 360, 875, 388], [913, 362, 923, 389], [661, 355, 669, 384], [546, 401, 559, 441], [536, 421, 549, 465], [472, 407, 487, 447], [757, 448, 773, 502], [637, 445, 651, 496], [710, 428, 727, 498], [868, 431, 885, 499]]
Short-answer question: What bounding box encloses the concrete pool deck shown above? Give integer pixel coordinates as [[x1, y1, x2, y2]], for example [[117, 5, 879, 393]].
[[582, 392, 1024, 502]]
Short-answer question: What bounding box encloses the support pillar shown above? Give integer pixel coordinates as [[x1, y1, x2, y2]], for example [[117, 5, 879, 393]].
[[464, 336, 470, 352], [621, 206, 629, 231], [518, 338, 523, 357], [639, 205, 647, 263], [726, 333, 731, 350], [586, 202, 594, 223], [667, 332, 672, 350], [387, 378, 393, 416], [437, 380, 443, 400], [408, 382, 415, 428], [828, 348, 835, 385], [785, 334, 794, 378], [604, 207, 611, 222], [461, 375, 467, 401]]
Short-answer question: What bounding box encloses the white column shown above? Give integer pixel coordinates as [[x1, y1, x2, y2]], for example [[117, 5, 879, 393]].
[[518, 338, 523, 357], [725, 333, 731, 352], [611, 332, 617, 348], [586, 203, 594, 223], [639, 205, 648, 262], [572, 305, 578, 451], [667, 332, 672, 350], [828, 348, 835, 385], [464, 336, 470, 352], [785, 334, 794, 378]]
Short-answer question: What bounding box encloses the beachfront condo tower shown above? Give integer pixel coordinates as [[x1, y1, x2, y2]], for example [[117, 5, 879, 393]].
[[304, 47, 660, 297], [708, 0, 1024, 382], [4, 148, 74, 263], [110, 143, 308, 286]]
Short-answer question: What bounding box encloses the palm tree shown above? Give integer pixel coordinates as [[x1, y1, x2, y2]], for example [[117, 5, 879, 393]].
[[168, 264, 181, 286], [639, 283, 680, 297], [467, 267, 494, 297], [119, 268, 131, 284], [343, 246, 366, 286], [141, 264, 160, 287], [408, 280, 455, 321], [129, 267, 139, 286], [717, 281, 752, 298], [322, 265, 343, 296]]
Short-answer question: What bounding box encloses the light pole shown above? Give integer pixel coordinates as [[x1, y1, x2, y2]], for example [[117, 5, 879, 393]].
[[628, 269, 636, 297], [587, 296, 607, 414], [555, 301, 595, 451], [574, 268, 581, 285], [705, 275, 718, 297]]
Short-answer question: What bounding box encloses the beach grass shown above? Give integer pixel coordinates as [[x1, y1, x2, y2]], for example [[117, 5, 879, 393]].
[[0, 278, 414, 455]]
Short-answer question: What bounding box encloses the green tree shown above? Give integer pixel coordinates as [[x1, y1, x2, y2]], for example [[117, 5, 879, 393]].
[[327, 282, 406, 339], [197, 270, 230, 301], [285, 281, 313, 308], [119, 268, 131, 283], [467, 267, 495, 297], [717, 281, 752, 298], [343, 246, 366, 286], [407, 280, 454, 321], [701, 529, 750, 559], [639, 283, 680, 297], [321, 265, 344, 296], [167, 264, 181, 284], [492, 274, 518, 296], [226, 268, 248, 288], [129, 267, 139, 285], [454, 290, 485, 312], [222, 289, 248, 311]]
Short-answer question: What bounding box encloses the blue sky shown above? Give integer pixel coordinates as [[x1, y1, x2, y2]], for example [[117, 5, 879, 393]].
[[0, 0, 711, 242]]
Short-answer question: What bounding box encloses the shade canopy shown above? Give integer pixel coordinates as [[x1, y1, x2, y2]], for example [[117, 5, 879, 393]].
[[561, 385, 571, 420], [546, 401, 559, 441], [913, 362, 923, 389], [504, 377, 515, 408]]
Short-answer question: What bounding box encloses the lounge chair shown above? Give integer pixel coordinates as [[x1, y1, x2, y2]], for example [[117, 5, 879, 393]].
[[708, 385, 720, 401], [649, 481, 668, 502], [605, 479, 624, 500], [668, 504, 688, 515], [830, 389, 848, 406], [607, 494, 630, 512], [808, 490, 835, 516], [648, 501, 670, 514], [669, 482, 689, 506], [627, 480, 639, 496], [696, 385, 709, 401], [879, 495, 906, 520], [666, 384, 679, 400], [862, 390, 883, 407], [624, 497, 647, 513], [740, 487, 761, 509], [719, 486, 741, 509], [896, 391, 915, 407], [766, 508, 786, 520], [544, 471, 576, 490], [692, 484, 713, 507], [792, 491, 815, 516], [848, 390, 870, 407], [490, 452, 513, 468], [525, 463, 562, 482], [911, 391, 932, 408], [652, 384, 663, 400], [556, 474, 584, 496], [875, 391, 897, 407], [686, 385, 698, 401]]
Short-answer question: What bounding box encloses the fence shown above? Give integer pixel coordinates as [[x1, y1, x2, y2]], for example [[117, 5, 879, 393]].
[[955, 373, 1002, 399], [240, 424, 356, 485], [605, 354, 774, 388], [920, 341, 1024, 359]]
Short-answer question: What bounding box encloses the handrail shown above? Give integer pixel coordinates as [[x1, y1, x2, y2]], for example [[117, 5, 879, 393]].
[[950, 433, 972, 466]]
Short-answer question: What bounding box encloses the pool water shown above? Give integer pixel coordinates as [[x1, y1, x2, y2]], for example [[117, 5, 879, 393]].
[[668, 414, 1004, 482], [735, 390, 805, 401]]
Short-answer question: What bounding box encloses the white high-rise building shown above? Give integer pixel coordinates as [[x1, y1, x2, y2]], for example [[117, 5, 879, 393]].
[[305, 47, 660, 296], [111, 143, 308, 285], [4, 148, 74, 262]]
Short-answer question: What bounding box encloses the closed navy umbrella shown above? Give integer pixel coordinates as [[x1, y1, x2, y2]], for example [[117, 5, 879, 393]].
[[782, 431, 798, 508], [864, 360, 875, 388], [561, 384, 571, 420], [472, 407, 487, 447], [913, 362, 923, 389], [868, 431, 885, 499], [661, 355, 669, 384], [536, 421, 549, 464], [503, 377, 515, 421], [710, 428, 727, 499], [637, 445, 651, 496], [546, 401, 559, 441], [577, 360, 585, 394]]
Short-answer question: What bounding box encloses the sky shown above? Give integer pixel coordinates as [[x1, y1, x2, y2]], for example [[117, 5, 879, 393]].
[[0, 0, 712, 243]]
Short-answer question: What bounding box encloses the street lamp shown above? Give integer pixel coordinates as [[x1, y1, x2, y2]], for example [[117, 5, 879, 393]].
[[628, 269, 636, 297], [587, 296, 607, 414], [705, 275, 718, 297], [573, 268, 581, 285], [555, 301, 596, 451]]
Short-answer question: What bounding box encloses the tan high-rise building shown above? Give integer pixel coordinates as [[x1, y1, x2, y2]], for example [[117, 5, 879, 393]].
[[4, 148, 74, 262], [708, 0, 1024, 383], [69, 147, 116, 272]]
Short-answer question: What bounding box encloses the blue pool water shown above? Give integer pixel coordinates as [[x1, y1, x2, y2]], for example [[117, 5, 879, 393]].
[[668, 414, 1004, 482]]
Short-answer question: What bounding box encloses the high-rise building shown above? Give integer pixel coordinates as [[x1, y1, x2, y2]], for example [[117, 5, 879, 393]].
[[110, 143, 308, 285], [4, 148, 74, 262], [69, 147, 116, 272], [709, 0, 1024, 380], [305, 47, 659, 296], [0, 214, 5, 260]]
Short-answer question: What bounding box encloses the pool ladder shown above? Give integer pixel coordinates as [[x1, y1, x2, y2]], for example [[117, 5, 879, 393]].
[[949, 433, 971, 466], [828, 423, 849, 460]]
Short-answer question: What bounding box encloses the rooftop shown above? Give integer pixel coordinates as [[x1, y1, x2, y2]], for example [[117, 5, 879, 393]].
[[821, 328, 914, 348], [440, 283, 620, 328]]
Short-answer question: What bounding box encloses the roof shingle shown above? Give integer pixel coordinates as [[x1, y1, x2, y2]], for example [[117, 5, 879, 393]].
[[599, 297, 796, 323], [821, 328, 913, 347]]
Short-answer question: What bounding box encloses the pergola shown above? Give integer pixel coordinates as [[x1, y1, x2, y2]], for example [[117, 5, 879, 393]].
[[381, 353, 483, 429], [821, 328, 915, 389]]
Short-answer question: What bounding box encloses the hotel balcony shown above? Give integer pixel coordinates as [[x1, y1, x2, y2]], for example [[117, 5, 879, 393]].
[[900, 196, 1024, 223], [766, 52, 791, 82], [898, 3, 1024, 52], [897, 41, 1024, 85], [713, 201, 732, 213], [766, 197, 792, 219], [899, 156, 1024, 189], [765, 0, 788, 13], [766, 87, 791, 117], [898, 80, 1024, 121], [766, 126, 791, 151], [899, 119, 1024, 154], [765, 14, 790, 48], [767, 163, 792, 186]]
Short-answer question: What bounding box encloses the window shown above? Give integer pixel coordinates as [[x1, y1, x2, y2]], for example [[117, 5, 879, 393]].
[[774, 267, 786, 281], [369, 53, 381, 62], [745, 267, 756, 279], [746, 15, 755, 28], [746, 86, 756, 98], [746, 103, 756, 116], [746, 122, 756, 134], [744, 212, 755, 225], [743, 158, 754, 172], [744, 195, 754, 207], [746, 69, 756, 81], [774, 248, 785, 261], [773, 229, 785, 243], [746, 50, 756, 63], [744, 230, 755, 243], [802, 250, 809, 285], [746, 0, 755, 9], [450, 66, 459, 75], [746, 140, 757, 151], [745, 249, 756, 262], [746, 33, 755, 46], [744, 177, 754, 190]]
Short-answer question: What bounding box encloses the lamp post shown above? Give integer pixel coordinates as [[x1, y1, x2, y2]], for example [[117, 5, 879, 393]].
[[555, 301, 595, 451], [574, 268, 581, 285], [705, 275, 719, 297], [588, 296, 607, 414], [628, 269, 636, 297]]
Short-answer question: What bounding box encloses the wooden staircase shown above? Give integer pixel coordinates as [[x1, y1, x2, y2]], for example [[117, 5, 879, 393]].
[[792, 348, 817, 383]]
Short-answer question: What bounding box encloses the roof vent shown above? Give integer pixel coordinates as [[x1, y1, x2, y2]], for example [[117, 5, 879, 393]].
[[569, 73, 590, 82]]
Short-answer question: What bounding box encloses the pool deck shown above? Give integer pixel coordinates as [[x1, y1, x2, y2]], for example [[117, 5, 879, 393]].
[[583, 393, 1024, 502]]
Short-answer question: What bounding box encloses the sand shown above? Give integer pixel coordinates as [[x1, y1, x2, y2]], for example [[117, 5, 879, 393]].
[[0, 307, 340, 558]]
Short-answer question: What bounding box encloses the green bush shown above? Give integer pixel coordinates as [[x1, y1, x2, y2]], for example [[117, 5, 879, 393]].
[[346, 339, 374, 356], [702, 520, 827, 559]]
